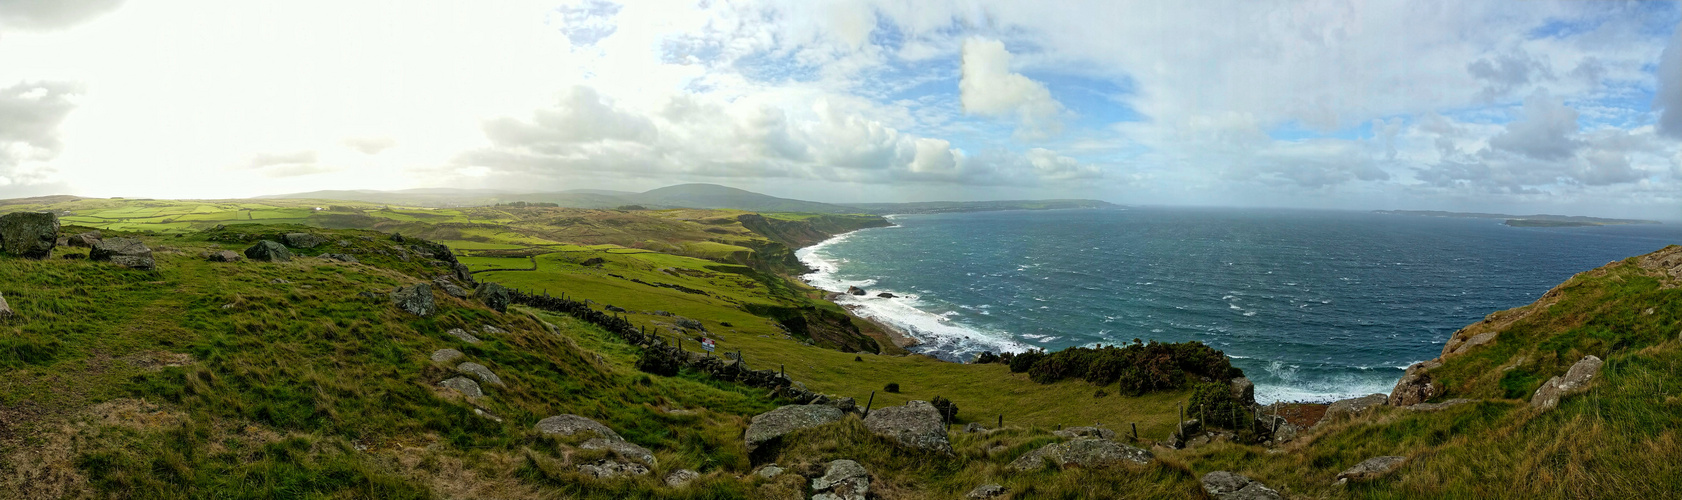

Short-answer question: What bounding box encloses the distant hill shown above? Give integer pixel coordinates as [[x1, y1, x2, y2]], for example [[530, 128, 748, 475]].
[[846, 199, 1117, 215], [630, 183, 858, 214], [1374, 210, 1661, 227]]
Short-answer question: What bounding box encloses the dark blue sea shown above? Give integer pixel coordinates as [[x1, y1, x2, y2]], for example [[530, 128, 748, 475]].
[[797, 207, 1682, 403]]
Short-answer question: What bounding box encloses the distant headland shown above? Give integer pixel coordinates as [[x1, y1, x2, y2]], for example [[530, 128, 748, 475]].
[[1373, 210, 1662, 227]]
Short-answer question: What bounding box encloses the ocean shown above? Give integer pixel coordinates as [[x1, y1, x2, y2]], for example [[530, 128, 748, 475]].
[[797, 207, 1682, 403]]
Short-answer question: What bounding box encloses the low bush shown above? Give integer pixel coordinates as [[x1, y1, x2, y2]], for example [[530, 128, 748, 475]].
[[1021, 341, 1242, 396], [884, 382, 900, 393]]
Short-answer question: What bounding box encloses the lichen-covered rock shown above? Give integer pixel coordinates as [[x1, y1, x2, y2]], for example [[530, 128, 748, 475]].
[[1201, 471, 1283, 500], [664, 469, 699, 488], [966, 483, 1007, 499], [430, 348, 464, 363], [581, 438, 656, 466], [433, 276, 469, 298], [1335, 456, 1407, 484], [753, 464, 784, 479], [1007, 438, 1153, 471], [810, 459, 870, 500], [1531, 355, 1604, 411], [390, 283, 435, 316], [1389, 360, 1441, 406], [744, 404, 844, 451], [281, 232, 326, 249], [244, 240, 292, 262], [206, 250, 242, 262], [0, 212, 58, 259], [0, 291, 12, 318], [320, 253, 358, 263], [964, 422, 988, 433], [438, 376, 483, 397], [577, 460, 648, 478], [535, 414, 622, 440], [474, 282, 510, 313], [90, 237, 154, 270], [1054, 426, 1115, 440], [457, 361, 504, 386], [1230, 377, 1256, 406], [1406, 398, 1476, 412], [862, 400, 952, 454], [66, 231, 101, 247], [446, 328, 481, 344]]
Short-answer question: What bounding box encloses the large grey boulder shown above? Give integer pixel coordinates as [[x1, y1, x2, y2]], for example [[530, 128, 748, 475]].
[[66, 231, 101, 247], [390, 283, 435, 316], [810, 459, 870, 500], [1008, 438, 1153, 471], [89, 237, 154, 270], [1201, 471, 1283, 500], [1318, 393, 1387, 427], [1256, 414, 1299, 444], [438, 376, 483, 397], [244, 240, 292, 262], [535, 414, 623, 440], [457, 362, 504, 386], [1388, 360, 1441, 407], [474, 282, 510, 313], [281, 232, 326, 249], [1531, 355, 1604, 411], [1335, 456, 1407, 485], [744, 404, 844, 451], [0, 212, 58, 258], [581, 437, 656, 466], [0, 291, 12, 318], [862, 400, 952, 454]]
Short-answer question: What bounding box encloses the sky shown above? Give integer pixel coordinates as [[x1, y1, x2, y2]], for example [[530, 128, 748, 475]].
[[1, 0, 1679, 219]]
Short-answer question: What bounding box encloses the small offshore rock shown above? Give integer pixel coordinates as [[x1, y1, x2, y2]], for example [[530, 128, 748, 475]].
[[744, 404, 844, 451], [1531, 355, 1604, 411], [281, 232, 327, 249], [244, 240, 292, 262], [438, 376, 483, 398], [446, 328, 482, 344], [966, 483, 1007, 499], [664, 469, 699, 488], [862, 400, 953, 454], [1201, 471, 1283, 500], [0, 212, 58, 259], [846, 286, 866, 296], [390, 283, 436, 316], [1336, 456, 1407, 484], [430, 348, 464, 363], [457, 362, 504, 386], [535, 414, 623, 441], [206, 250, 243, 262], [90, 237, 155, 270]]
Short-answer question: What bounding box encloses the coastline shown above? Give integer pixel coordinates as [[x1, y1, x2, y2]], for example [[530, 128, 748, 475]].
[[793, 221, 935, 355]]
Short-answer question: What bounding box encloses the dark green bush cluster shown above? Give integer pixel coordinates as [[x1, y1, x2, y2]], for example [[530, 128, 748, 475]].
[[998, 341, 1241, 395], [883, 382, 900, 393], [1187, 381, 1251, 431], [971, 351, 1001, 364], [930, 396, 958, 422]]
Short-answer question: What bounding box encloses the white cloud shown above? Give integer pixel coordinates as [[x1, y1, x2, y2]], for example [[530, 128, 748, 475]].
[[1657, 28, 1682, 139], [960, 38, 1065, 140], [0, 0, 124, 31]]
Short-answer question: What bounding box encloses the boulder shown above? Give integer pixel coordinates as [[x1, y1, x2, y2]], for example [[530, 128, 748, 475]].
[[1335, 456, 1407, 484], [433, 276, 469, 298], [429, 348, 464, 363], [1054, 426, 1116, 440], [862, 400, 952, 454], [744, 404, 844, 451], [446, 328, 482, 344], [66, 231, 101, 247], [1230, 377, 1256, 407], [1201, 471, 1283, 500], [457, 361, 504, 386], [535, 414, 623, 440], [244, 240, 292, 262], [206, 250, 243, 262], [581, 437, 656, 466], [281, 232, 327, 249], [480, 325, 507, 335], [1530, 355, 1604, 411], [674, 317, 704, 330], [846, 286, 866, 296], [0, 212, 58, 258], [390, 283, 435, 316], [474, 282, 510, 313], [1319, 393, 1387, 426], [964, 422, 988, 433], [664, 469, 699, 488], [1256, 415, 1299, 444], [577, 460, 648, 479], [1388, 360, 1441, 407], [451, 262, 474, 286], [438, 376, 483, 398], [810, 459, 870, 500], [753, 464, 784, 479], [605, 305, 626, 313], [89, 237, 155, 270], [966, 483, 1007, 499], [1008, 438, 1153, 471], [0, 291, 12, 318], [320, 253, 358, 263], [877, 292, 896, 298]]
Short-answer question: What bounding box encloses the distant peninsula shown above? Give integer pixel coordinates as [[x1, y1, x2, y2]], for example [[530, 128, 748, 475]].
[[845, 199, 1116, 215], [1374, 210, 1661, 227]]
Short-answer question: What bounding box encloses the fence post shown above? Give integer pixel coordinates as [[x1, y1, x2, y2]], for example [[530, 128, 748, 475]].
[[1131, 422, 1138, 440], [864, 391, 875, 418], [998, 414, 1003, 429], [1178, 402, 1184, 438]]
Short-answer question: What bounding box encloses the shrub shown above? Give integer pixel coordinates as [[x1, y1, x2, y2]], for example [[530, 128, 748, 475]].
[[972, 351, 1000, 364], [1013, 341, 1243, 396], [1187, 381, 1250, 431], [883, 382, 900, 393], [930, 396, 958, 422], [1008, 350, 1045, 373]]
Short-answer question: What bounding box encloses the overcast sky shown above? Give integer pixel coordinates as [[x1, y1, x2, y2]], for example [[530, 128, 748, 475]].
[[1, 0, 1679, 218]]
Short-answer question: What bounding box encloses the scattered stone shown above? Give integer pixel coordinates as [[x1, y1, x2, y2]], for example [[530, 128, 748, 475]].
[[433, 276, 469, 298], [438, 376, 483, 397], [1335, 456, 1407, 485], [66, 231, 101, 247], [877, 292, 896, 298], [1531, 355, 1604, 411], [206, 250, 242, 262], [1318, 393, 1387, 426], [457, 362, 504, 386], [89, 237, 154, 270], [535, 414, 623, 440], [321, 253, 358, 263], [1230, 377, 1256, 406], [430, 348, 464, 363], [754, 464, 785, 479], [480, 325, 507, 335], [446, 328, 482, 344], [964, 422, 988, 433], [862, 400, 953, 454], [810, 459, 870, 500], [846, 286, 866, 296], [270, 279, 290, 284], [474, 282, 510, 313], [390, 283, 436, 316], [0, 212, 58, 258], [577, 460, 649, 479], [244, 240, 292, 262], [1008, 438, 1153, 471], [581, 437, 656, 466], [1256, 415, 1299, 444], [474, 408, 503, 423], [605, 305, 626, 313], [0, 291, 11, 318], [1389, 360, 1441, 406], [674, 317, 704, 330], [1201, 471, 1283, 500], [744, 404, 844, 451], [1055, 426, 1116, 440], [1406, 399, 1476, 412], [281, 232, 326, 249], [966, 483, 1007, 499], [664, 469, 699, 488]]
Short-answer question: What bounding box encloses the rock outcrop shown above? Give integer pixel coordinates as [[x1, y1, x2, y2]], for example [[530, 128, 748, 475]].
[[1530, 355, 1604, 411], [1318, 393, 1387, 426], [1388, 360, 1441, 407], [474, 282, 510, 313], [0, 212, 58, 259], [89, 237, 155, 270], [1054, 426, 1116, 440], [244, 240, 292, 262], [1230, 377, 1256, 406], [1009, 438, 1153, 471], [446, 328, 482, 344], [1406, 398, 1476, 412], [1201, 471, 1283, 500], [281, 232, 326, 249], [744, 404, 844, 451], [535, 414, 623, 440], [457, 362, 504, 386], [664, 469, 699, 488], [862, 400, 952, 453], [390, 283, 435, 316], [1335, 456, 1407, 485], [810, 459, 870, 500], [66, 231, 101, 247]]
